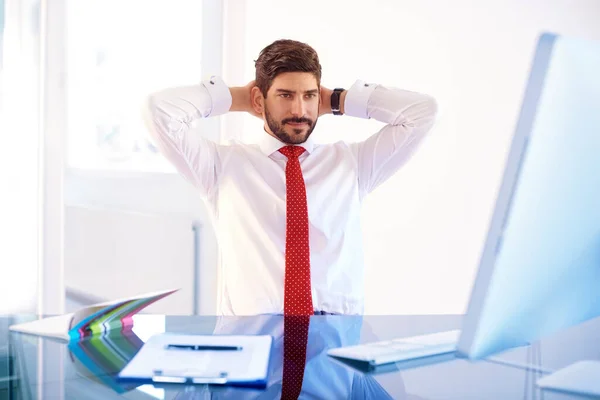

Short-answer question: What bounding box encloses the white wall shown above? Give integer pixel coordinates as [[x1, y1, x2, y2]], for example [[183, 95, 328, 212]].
[[220, 0, 600, 314]]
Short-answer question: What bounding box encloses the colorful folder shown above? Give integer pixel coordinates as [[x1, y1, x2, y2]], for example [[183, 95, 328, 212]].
[[9, 288, 178, 341]]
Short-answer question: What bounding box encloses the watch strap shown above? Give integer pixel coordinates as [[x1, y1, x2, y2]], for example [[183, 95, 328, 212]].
[[331, 88, 345, 115]]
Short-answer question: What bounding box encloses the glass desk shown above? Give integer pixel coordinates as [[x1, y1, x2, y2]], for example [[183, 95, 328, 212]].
[[1, 314, 598, 399]]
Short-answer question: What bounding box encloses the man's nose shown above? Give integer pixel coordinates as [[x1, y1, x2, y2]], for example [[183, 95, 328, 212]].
[[290, 98, 307, 117]]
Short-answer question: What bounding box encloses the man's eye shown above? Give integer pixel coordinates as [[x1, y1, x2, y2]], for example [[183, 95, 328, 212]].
[[280, 94, 291, 98], [305, 94, 316, 99]]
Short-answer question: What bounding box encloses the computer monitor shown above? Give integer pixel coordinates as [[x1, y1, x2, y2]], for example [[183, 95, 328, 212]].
[[328, 32, 600, 372], [458, 32, 600, 359]]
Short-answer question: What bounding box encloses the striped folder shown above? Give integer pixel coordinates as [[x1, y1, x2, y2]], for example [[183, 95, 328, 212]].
[[9, 288, 178, 341]]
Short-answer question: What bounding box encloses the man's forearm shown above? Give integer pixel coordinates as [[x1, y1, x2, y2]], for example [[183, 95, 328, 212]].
[[229, 86, 251, 113], [339, 90, 347, 114]]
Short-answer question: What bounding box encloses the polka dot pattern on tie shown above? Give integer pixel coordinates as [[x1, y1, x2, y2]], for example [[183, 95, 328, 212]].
[[281, 315, 310, 400], [279, 146, 313, 316]]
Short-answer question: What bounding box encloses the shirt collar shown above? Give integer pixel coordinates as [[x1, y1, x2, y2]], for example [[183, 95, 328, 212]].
[[259, 130, 315, 157]]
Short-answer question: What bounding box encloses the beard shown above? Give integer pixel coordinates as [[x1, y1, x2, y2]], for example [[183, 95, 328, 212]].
[[264, 104, 317, 145]]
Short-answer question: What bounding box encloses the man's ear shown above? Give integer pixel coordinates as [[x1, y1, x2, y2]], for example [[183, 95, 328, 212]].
[[251, 86, 264, 115]]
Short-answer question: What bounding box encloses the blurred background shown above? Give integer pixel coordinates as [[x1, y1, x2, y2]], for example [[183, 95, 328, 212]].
[[1, 0, 600, 317]]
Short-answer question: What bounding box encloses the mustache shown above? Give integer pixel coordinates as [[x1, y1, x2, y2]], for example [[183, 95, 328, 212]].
[[282, 117, 313, 125]]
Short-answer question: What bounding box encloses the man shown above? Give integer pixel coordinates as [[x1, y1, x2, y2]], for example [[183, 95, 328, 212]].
[[144, 39, 437, 316]]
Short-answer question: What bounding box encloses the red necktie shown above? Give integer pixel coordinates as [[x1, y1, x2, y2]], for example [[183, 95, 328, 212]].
[[281, 315, 310, 400], [279, 146, 313, 316]]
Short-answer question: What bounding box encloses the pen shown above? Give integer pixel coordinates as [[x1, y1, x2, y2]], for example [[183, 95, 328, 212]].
[[165, 344, 243, 351]]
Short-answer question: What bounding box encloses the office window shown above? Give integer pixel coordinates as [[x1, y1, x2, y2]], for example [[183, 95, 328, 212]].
[[0, 0, 42, 314], [0, 0, 4, 86], [0, 0, 7, 121], [65, 0, 203, 172]]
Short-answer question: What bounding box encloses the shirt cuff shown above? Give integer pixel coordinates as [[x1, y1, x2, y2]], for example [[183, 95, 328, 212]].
[[202, 75, 232, 117], [343, 80, 378, 119]]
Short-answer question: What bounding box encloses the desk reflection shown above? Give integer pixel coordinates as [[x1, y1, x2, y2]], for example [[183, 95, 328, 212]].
[[171, 315, 399, 399], [67, 329, 145, 394], [22, 313, 586, 399]]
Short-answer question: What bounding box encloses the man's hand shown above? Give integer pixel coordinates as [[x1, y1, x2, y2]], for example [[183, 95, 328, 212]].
[[319, 85, 346, 116], [229, 80, 262, 119]]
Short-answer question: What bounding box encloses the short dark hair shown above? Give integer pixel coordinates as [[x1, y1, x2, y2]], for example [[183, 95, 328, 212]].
[[254, 39, 322, 97]]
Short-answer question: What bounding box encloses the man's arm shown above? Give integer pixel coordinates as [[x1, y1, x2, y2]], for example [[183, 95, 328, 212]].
[[332, 80, 438, 198], [143, 76, 253, 196], [229, 80, 262, 118]]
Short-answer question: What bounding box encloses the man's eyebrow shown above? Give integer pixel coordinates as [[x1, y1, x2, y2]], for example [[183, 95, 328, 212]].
[[274, 89, 319, 94]]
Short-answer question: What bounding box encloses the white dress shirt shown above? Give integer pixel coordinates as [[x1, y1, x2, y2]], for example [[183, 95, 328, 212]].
[[145, 76, 437, 315]]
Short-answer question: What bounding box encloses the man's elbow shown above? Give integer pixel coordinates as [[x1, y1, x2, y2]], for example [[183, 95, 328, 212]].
[[396, 95, 438, 127], [141, 95, 163, 146], [424, 95, 439, 121], [416, 95, 439, 132]]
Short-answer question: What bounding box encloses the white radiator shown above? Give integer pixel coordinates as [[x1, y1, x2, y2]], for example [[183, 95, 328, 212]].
[[64, 206, 199, 315]]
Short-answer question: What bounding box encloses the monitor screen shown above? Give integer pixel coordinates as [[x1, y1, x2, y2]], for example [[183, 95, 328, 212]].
[[458, 33, 600, 359]]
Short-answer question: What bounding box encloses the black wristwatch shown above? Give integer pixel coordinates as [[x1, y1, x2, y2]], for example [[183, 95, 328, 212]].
[[331, 88, 345, 115]]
